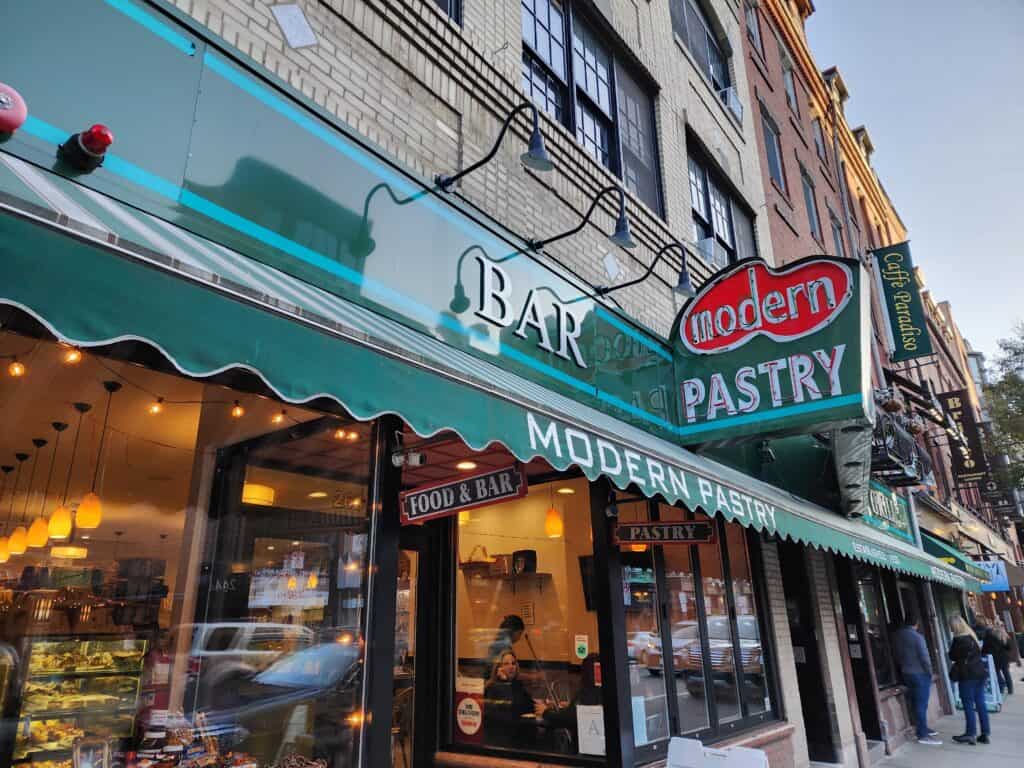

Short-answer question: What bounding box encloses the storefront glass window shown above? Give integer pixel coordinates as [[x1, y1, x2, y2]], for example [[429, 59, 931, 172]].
[[453, 477, 603, 757], [695, 525, 743, 723], [618, 501, 670, 749], [0, 332, 370, 768], [724, 524, 769, 716]]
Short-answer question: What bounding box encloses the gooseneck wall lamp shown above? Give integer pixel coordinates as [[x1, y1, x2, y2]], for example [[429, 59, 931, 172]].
[[528, 185, 636, 252], [436, 102, 554, 191], [593, 240, 695, 298], [351, 182, 430, 260]]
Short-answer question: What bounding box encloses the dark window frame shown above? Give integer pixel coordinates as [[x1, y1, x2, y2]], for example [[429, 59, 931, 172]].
[[744, 1, 764, 57], [640, 505, 780, 746], [689, 144, 758, 267], [521, 0, 664, 215], [432, 0, 462, 24], [812, 117, 829, 165], [800, 165, 822, 242], [671, 0, 738, 108], [760, 105, 786, 194], [829, 208, 845, 258]]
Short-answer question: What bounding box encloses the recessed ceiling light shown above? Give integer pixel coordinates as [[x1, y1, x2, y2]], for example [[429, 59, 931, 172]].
[[267, 545, 275, 551], [556, 487, 575, 495], [456, 461, 477, 471], [308, 491, 328, 499], [292, 540, 301, 546]]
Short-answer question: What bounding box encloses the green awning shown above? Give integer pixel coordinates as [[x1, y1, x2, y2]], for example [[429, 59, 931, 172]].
[[0, 151, 980, 591], [922, 532, 991, 584]]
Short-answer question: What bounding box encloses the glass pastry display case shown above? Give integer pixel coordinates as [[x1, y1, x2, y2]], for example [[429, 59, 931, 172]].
[[11, 636, 146, 763]]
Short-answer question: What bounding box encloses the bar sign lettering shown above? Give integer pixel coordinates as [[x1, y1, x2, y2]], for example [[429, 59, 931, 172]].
[[400, 465, 527, 524]]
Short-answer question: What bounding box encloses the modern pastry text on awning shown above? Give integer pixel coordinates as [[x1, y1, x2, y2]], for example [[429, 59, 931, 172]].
[[0, 152, 979, 592]]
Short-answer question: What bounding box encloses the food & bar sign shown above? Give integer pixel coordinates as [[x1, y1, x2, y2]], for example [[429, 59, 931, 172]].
[[939, 389, 989, 484], [400, 465, 526, 524], [671, 257, 871, 443], [872, 242, 933, 362], [614, 521, 715, 545]]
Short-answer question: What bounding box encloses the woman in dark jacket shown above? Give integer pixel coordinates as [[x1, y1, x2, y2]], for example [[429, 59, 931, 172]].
[[483, 651, 542, 746], [542, 653, 603, 753], [980, 619, 1013, 695], [948, 616, 990, 744]]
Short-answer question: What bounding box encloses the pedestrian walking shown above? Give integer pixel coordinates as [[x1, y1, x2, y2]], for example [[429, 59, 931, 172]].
[[892, 610, 941, 745], [948, 615, 991, 745], [981, 618, 1014, 695]]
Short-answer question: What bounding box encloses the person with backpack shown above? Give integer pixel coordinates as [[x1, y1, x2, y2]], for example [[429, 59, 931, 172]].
[[948, 615, 991, 745]]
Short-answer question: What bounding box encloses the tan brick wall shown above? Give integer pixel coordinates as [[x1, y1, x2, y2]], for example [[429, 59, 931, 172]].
[[164, 0, 772, 338]]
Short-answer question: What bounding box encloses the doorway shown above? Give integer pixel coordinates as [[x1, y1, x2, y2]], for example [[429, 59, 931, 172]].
[[391, 521, 444, 768], [778, 541, 838, 762]]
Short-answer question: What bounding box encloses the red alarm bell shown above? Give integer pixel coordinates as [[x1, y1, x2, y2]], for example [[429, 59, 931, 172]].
[[58, 123, 114, 171], [0, 83, 28, 134]]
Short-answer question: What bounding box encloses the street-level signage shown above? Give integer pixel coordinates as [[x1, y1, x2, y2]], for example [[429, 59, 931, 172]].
[[871, 241, 934, 362], [975, 559, 1009, 592], [400, 465, 526, 525], [863, 480, 914, 544], [938, 389, 989, 484], [671, 256, 871, 443], [613, 521, 715, 546]]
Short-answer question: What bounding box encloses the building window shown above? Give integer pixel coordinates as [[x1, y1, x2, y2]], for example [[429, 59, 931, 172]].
[[432, 0, 461, 22], [857, 570, 898, 687], [782, 66, 799, 115], [760, 107, 786, 193], [812, 117, 828, 164], [671, 1, 737, 107], [621, 502, 776, 747], [830, 211, 845, 258], [801, 167, 821, 241], [745, 2, 763, 55], [453, 477, 605, 757], [689, 150, 756, 268], [521, 0, 663, 214]]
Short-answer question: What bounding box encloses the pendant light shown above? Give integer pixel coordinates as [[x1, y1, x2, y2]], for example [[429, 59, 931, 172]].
[[23, 437, 50, 548], [0, 465, 14, 563], [8, 452, 32, 555], [78, 381, 120, 529], [29, 422, 67, 548], [544, 485, 563, 539], [51, 403, 91, 540], [306, 571, 319, 590]]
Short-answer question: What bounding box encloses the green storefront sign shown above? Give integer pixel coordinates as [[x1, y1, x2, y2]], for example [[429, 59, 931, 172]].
[[671, 256, 872, 444], [863, 480, 914, 544], [872, 241, 933, 362]]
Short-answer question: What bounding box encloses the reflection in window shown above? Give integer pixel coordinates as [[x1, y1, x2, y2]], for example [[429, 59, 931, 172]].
[[618, 501, 670, 748], [858, 574, 897, 687], [724, 524, 769, 716], [0, 332, 371, 768], [453, 478, 604, 757], [696, 530, 742, 724]]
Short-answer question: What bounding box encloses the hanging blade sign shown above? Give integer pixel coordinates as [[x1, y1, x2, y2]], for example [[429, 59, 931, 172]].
[[400, 465, 527, 525], [613, 520, 716, 546]]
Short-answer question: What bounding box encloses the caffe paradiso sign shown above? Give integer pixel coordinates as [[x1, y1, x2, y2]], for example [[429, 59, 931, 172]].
[[671, 257, 872, 443]]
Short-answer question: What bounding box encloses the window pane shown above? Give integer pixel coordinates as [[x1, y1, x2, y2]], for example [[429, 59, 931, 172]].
[[0, 334, 371, 768], [575, 101, 611, 168], [657, 506, 710, 734], [724, 525, 769, 716], [688, 157, 708, 220], [616, 62, 661, 214], [695, 519, 742, 723], [831, 214, 846, 258], [812, 118, 828, 162], [433, 0, 458, 21], [522, 52, 565, 122], [783, 66, 799, 114], [619, 501, 671, 747], [685, 2, 711, 79], [572, 20, 611, 115], [745, 2, 763, 53], [761, 112, 785, 191], [732, 201, 758, 262], [708, 179, 733, 246], [454, 478, 605, 756], [522, 0, 566, 80], [801, 171, 821, 239]]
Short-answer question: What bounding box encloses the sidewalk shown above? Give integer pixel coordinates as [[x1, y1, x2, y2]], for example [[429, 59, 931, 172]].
[[880, 677, 1024, 767]]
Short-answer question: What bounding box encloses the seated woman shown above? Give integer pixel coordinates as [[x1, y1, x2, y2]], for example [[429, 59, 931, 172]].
[[483, 651, 544, 747]]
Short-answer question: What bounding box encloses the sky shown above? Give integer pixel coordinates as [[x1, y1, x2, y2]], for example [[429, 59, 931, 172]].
[[805, 0, 1024, 366]]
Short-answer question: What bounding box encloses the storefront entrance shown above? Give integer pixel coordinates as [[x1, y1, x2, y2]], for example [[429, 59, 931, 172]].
[[778, 541, 838, 762]]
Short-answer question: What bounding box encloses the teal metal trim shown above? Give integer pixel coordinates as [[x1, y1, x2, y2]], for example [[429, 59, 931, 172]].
[[675, 393, 864, 437], [105, 0, 196, 55]]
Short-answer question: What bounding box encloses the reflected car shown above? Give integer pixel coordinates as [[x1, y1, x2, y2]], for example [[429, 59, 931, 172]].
[[194, 641, 363, 759], [641, 622, 698, 675], [680, 615, 763, 699]]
